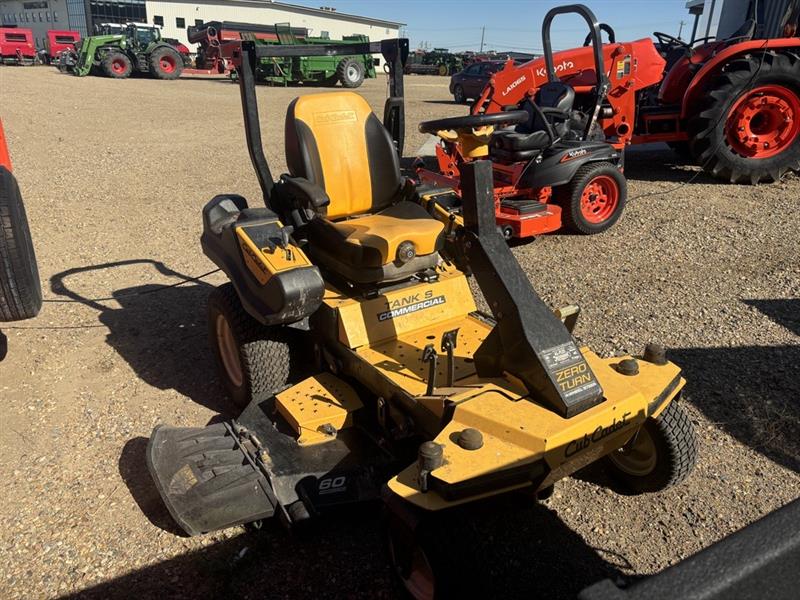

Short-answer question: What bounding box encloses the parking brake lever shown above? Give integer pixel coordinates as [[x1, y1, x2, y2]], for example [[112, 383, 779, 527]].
[[440, 329, 459, 387], [422, 344, 438, 396]]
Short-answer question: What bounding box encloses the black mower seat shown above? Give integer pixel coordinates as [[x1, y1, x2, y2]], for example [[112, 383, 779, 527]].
[[285, 92, 444, 284], [490, 81, 576, 162]]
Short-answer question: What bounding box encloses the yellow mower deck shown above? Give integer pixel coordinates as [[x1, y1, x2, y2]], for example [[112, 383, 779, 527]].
[[272, 264, 685, 510]]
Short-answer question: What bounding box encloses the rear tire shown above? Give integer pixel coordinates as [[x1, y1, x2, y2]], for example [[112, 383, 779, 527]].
[[337, 58, 365, 88], [149, 47, 183, 80], [101, 52, 131, 79], [0, 167, 41, 322], [208, 283, 300, 411], [688, 51, 800, 183], [605, 400, 698, 494], [453, 84, 466, 104], [557, 161, 626, 234]]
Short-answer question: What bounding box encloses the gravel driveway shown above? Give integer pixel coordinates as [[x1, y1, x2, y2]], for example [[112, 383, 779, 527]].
[[0, 68, 798, 599]]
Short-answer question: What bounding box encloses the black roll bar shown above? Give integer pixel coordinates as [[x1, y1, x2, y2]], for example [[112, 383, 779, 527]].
[[233, 38, 409, 207], [541, 4, 610, 140]]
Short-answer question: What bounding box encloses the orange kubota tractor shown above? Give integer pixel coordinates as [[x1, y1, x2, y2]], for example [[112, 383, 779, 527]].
[[471, 0, 800, 184]]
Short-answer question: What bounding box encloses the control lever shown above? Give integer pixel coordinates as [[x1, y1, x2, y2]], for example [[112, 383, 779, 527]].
[[440, 329, 459, 387], [421, 344, 438, 396]]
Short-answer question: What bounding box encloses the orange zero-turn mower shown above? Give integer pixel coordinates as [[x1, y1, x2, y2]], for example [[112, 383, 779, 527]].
[[471, 2, 800, 184], [415, 5, 628, 241], [145, 38, 698, 597]]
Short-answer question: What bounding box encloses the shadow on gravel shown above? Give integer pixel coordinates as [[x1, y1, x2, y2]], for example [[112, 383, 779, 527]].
[[119, 436, 187, 536], [48, 260, 229, 413], [58, 494, 619, 600], [669, 341, 800, 473], [623, 144, 723, 185], [744, 298, 800, 337]]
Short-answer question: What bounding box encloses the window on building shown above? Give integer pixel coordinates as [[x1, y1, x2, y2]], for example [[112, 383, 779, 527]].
[[53, 11, 57, 20], [153, 15, 163, 26], [194, 19, 203, 27], [46, 11, 50, 21], [23, 1, 48, 9], [176, 17, 185, 29]]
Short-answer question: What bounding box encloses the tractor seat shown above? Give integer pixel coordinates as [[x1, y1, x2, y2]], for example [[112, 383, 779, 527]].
[[284, 92, 444, 284], [490, 82, 576, 161]]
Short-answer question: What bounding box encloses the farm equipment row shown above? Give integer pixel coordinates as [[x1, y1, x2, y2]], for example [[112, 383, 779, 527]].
[[187, 21, 376, 87]]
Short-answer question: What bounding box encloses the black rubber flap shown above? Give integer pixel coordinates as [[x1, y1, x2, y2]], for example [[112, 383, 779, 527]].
[[146, 423, 276, 536]]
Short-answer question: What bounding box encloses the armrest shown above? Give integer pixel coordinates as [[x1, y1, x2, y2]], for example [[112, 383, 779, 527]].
[[279, 176, 330, 210]]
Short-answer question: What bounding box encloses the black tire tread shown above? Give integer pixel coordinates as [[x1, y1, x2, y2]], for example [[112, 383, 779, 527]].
[[687, 51, 800, 184], [607, 400, 698, 494], [557, 161, 627, 235], [101, 51, 131, 79], [148, 46, 183, 80], [337, 58, 365, 89], [0, 167, 41, 322], [208, 283, 294, 410]]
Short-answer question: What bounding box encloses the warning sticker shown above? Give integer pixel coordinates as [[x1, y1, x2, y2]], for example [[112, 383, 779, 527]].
[[541, 342, 601, 399]]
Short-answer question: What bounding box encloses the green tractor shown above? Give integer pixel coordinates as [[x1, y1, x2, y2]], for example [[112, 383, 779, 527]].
[[63, 22, 183, 79], [252, 23, 376, 87]]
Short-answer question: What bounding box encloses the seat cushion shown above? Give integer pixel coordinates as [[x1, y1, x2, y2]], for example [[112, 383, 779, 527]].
[[492, 130, 551, 152], [305, 201, 445, 283]]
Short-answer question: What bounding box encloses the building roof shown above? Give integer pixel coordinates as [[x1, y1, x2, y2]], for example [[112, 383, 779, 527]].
[[161, 0, 405, 28]]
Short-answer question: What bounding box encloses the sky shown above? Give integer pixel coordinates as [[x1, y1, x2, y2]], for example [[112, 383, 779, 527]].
[[300, 0, 694, 53]]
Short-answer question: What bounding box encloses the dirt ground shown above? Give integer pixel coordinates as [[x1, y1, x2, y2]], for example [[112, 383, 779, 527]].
[[0, 67, 798, 600]]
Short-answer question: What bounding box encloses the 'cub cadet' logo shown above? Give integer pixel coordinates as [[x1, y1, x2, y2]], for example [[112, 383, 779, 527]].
[[535, 59, 575, 78], [565, 412, 632, 457], [314, 110, 357, 124], [501, 75, 527, 97]]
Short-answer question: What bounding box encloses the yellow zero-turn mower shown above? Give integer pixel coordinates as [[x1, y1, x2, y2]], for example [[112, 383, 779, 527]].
[[147, 38, 697, 597]]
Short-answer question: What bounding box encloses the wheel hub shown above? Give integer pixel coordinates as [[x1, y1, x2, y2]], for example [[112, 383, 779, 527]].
[[580, 175, 619, 224], [726, 85, 800, 159], [608, 427, 657, 476]]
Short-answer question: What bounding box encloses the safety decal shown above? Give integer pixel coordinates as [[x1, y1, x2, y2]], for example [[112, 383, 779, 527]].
[[541, 341, 600, 398]]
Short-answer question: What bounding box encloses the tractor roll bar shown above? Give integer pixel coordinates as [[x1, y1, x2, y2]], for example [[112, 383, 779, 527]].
[[226, 38, 409, 207], [541, 4, 610, 140]]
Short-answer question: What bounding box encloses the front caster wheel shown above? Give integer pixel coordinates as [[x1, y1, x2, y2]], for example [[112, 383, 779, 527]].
[[605, 400, 698, 493]]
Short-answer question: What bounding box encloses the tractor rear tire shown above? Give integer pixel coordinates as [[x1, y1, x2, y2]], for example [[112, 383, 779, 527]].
[[102, 52, 132, 79], [688, 51, 800, 184], [557, 161, 626, 235], [149, 47, 183, 80], [208, 283, 302, 411], [337, 58, 365, 88], [0, 167, 41, 322], [605, 400, 698, 494]]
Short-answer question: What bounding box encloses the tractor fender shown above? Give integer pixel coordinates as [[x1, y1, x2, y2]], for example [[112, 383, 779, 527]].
[[679, 38, 800, 119], [523, 143, 619, 189]]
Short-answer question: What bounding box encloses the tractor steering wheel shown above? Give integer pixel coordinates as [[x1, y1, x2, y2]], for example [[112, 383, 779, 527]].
[[583, 23, 616, 47], [653, 31, 691, 50], [418, 111, 528, 134]]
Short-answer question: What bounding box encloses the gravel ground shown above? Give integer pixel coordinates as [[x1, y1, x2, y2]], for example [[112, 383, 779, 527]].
[[1, 67, 798, 600]]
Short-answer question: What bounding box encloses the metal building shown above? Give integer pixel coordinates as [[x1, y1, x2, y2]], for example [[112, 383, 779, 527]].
[[0, 0, 402, 52]]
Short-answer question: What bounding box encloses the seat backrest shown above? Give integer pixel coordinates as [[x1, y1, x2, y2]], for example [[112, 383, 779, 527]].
[[285, 91, 402, 221], [536, 81, 575, 112], [516, 82, 576, 137]]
